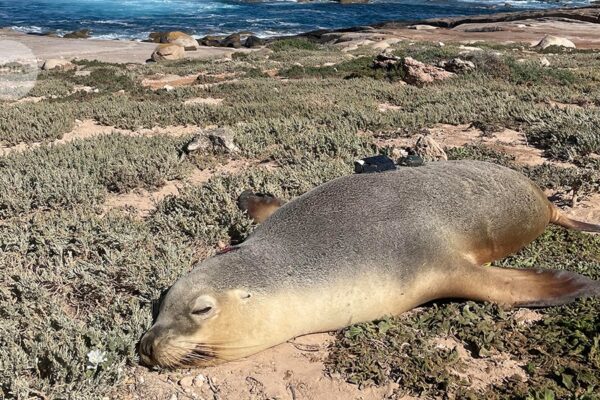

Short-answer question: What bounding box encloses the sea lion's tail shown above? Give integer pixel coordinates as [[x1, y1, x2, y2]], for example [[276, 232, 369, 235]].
[[550, 206, 600, 233], [447, 266, 600, 308]]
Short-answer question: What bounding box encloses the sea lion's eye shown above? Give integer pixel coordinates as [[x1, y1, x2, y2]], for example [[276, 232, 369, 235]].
[[192, 306, 212, 315]]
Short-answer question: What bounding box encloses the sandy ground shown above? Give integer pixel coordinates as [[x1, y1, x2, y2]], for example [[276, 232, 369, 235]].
[[0, 29, 251, 64]]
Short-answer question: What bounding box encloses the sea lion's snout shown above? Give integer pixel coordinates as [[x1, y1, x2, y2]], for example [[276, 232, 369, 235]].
[[139, 325, 169, 366]]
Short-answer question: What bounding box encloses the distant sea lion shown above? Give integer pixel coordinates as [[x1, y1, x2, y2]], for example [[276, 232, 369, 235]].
[[139, 160, 600, 368]]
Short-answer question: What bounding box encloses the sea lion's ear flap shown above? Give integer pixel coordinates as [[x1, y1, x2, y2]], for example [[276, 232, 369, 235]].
[[237, 190, 285, 223], [232, 289, 252, 301]]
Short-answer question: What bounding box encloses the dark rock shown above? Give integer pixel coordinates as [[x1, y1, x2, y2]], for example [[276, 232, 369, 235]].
[[245, 35, 265, 48], [148, 32, 166, 43], [63, 29, 91, 39], [372, 52, 401, 70], [437, 58, 476, 73], [222, 33, 242, 48], [354, 155, 396, 174], [199, 36, 223, 47], [335, 0, 370, 3], [397, 155, 425, 167]]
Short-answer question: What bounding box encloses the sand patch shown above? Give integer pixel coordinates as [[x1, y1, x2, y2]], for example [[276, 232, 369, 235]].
[[378, 103, 403, 112], [103, 159, 280, 217], [565, 193, 600, 228], [141, 73, 201, 90], [142, 72, 238, 90], [375, 123, 575, 168], [114, 333, 395, 400], [0, 119, 199, 157], [512, 309, 544, 326], [432, 336, 526, 391], [183, 97, 224, 106]]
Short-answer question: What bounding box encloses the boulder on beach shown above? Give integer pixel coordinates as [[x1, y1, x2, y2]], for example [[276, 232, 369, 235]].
[[165, 31, 199, 50], [245, 35, 265, 48], [402, 57, 454, 86], [42, 59, 76, 71], [200, 35, 223, 47], [534, 35, 576, 50], [151, 44, 186, 62], [63, 29, 90, 39], [222, 33, 242, 48], [149, 31, 198, 50]]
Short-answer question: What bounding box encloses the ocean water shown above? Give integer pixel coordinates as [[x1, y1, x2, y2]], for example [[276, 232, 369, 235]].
[[0, 0, 591, 40]]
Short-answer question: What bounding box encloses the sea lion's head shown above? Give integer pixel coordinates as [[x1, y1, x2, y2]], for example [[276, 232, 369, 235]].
[[139, 258, 261, 368]]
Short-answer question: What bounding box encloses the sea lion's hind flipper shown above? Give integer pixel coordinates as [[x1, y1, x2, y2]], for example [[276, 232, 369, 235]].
[[451, 267, 600, 308], [237, 190, 285, 224], [550, 207, 600, 233]]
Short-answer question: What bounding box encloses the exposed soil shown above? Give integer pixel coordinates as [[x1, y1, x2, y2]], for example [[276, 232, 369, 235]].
[[0, 119, 198, 156], [374, 122, 576, 168], [115, 334, 396, 400], [431, 336, 527, 391], [103, 159, 278, 217]]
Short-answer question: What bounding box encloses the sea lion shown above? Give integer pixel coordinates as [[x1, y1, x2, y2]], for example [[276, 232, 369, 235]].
[[139, 160, 600, 368]]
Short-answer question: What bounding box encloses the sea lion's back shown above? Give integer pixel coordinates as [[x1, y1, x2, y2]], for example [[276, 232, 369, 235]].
[[244, 161, 550, 275]]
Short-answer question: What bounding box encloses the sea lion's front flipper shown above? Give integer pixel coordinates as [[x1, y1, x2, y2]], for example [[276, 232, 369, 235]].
[[237, 190, 285, 223], [449, 266, 600, 308]]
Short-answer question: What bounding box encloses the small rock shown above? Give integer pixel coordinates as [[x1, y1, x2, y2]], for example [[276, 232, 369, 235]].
[[539, 57, 551, 67], [402, 57, 454, 86], [438, 58, 476, 73], [372, 52, 401, 70], [42, 59, 76, 71], [182, 135, 211, 156], [534, 35, 576, 50], [437, 42, 445, 47], [208, 128, 240, 153], [181, 127, 239, 157], [164, 85, 175, 92], [194, 374, 207, 387], [179, 376, 195, 387], [169, 394, 178, 400], [151, 43, 186, 62], [408, 25, 438, 31], [414, 135, 447, 162]]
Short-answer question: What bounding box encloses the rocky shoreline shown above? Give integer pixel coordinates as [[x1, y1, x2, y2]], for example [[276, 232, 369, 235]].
[[2, 5, 600, 65]]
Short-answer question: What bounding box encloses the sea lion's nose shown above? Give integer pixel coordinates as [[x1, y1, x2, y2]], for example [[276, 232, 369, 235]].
[[139, 330, 158, 364]]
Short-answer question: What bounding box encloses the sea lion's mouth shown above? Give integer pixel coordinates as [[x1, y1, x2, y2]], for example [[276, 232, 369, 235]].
[[179, 344, 217, 366]]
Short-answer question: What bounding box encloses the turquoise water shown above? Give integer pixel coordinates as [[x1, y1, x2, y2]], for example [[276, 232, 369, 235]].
[[0, 0, 590, 40]]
